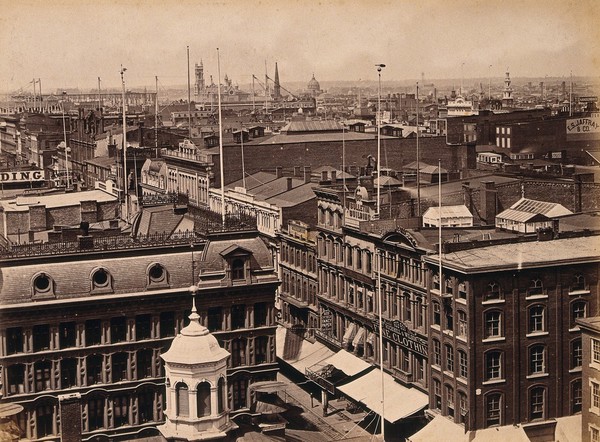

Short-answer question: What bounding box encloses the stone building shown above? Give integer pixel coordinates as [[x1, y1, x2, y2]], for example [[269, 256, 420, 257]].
[[0, 219, 279, 441]]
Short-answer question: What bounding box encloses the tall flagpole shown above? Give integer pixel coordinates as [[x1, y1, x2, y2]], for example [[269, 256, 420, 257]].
[[155, 76, 159, 153], [217, 48, 225, 226], [187, 46, 192, 139], [376, 64, 385, 218], [416, 81, 421, 217], [121, 65, 128, 221], [438, 159, 443, 291], [240, 120, 246, 189]]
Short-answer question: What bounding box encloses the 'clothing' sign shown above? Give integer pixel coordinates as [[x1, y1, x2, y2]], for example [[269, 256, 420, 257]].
[[372, 318, 428, 357]]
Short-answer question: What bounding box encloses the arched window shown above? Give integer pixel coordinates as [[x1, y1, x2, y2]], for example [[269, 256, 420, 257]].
[[530, 386, 545, 420], [88, 396, 105, 431], [197, 382, 211, 417], [113, 395, 129, 427], [218, 377, 226, 413], [36, 402, 55, 438], [485, 351, 502, 381], [485, 393, 502, 427], [176, 382, 189, 417]]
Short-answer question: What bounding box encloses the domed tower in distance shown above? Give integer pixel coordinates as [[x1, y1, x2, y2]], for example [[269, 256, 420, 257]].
[[158, 287, 236, 441], [307, 74, 322, 97]]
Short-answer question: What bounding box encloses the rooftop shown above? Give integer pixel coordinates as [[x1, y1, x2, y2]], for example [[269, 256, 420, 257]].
[[425, 235, 600, 273]]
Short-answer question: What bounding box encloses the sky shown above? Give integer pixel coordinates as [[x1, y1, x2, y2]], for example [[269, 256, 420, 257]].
[[2, 0, 600, 93]]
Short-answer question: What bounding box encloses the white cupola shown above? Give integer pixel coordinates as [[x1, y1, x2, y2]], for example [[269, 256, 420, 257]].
[[158, 286, 236, 441]]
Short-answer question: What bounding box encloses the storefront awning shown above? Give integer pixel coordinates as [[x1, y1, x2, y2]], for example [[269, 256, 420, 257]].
[[249, 381, 288, 394], [352, 326, 366, 347], [276, 326, 335, 375], [342, 322, 357, 345], [338, 368, 428, 423], [407, 415, 467, 442], [319, 349, 372, 377]]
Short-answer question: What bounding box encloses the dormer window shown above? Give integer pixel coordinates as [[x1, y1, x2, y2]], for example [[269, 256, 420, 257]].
[[32, 273, 54, 298], [147, 263, 169, 288], [232, 259, 245, 280], [91, 268, 113, 294]]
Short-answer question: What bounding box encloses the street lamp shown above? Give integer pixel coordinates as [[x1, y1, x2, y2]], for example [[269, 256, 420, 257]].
[[375, 64, 385, 218], [60, 91, 70, 190]]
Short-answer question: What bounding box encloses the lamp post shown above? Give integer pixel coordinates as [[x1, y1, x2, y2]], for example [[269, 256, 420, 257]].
[[375, 64, 385, 218], [60, 91, 70, 190]]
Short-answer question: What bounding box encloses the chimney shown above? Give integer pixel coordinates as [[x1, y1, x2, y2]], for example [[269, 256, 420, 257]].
[[303, 166, 311, 183], [294, 166, 301, 177], [462, 182, 472, 211], [276, 166, 283, 178], [480, 181, 497, 225], [331, 170, 337, 182], [287, 177, 293, 191], [321, 171, 328, 182]]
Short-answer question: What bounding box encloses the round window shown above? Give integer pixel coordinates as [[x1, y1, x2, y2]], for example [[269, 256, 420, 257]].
[[149, 264, 165, 282], [93, 269, 109, 287], [34, 274, 51, 292]]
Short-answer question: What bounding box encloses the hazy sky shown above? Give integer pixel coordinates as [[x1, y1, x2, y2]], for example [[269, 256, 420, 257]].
[[2, 0, 599, 93]]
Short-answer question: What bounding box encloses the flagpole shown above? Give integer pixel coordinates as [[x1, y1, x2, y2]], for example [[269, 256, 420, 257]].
[[217, 48, 226, 226]]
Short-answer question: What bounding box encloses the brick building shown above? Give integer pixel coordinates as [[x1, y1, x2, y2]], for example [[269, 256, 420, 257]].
[[577, 317, 600, 442]]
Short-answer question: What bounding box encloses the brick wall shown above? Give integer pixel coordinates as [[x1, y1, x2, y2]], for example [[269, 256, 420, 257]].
[[46, 206, 81, 229], [218, 137, 474, 185], [28, 205, 47, 231]]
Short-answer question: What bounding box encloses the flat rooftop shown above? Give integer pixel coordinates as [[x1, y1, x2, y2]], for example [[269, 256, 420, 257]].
[[425, 235, 600, 273], [0, 189, 117, 212]]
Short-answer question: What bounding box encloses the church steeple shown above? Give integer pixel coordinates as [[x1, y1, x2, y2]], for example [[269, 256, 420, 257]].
[[274, 62, 281, 99]]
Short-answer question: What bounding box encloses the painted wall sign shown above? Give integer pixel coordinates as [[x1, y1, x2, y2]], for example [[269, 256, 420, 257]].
[[566, 116, 600, 140], [0, 170, 44, 183], [372, 318, 428, 357]]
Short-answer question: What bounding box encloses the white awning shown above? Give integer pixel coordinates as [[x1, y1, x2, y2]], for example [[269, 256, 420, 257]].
[[338, 368, 428, 423], [342, 322, 357, 344], [470, 424, 529, 442], [352, 326, 366, 347], [276, 326, 335, 374], [407, 415, 467, 442], [319, 349, 372, 377]]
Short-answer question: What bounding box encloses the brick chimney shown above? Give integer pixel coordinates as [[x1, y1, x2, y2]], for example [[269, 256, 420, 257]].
[[276, 166, 283, 178], [287, 177, 293, 191], [331, 170, 337, 182], [303, 166, 312, 183], [480, 181, 497, 225]]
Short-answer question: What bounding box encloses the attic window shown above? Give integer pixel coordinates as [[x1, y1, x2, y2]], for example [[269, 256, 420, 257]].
[[147, 263, 169, 289], [232, 259, 245, 280], [33, 273, 54, 298], [91, 268, 113, 294]]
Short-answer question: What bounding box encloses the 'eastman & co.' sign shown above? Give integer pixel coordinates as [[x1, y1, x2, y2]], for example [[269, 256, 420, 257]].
[[372, 318, 428, 357], [0, 171, 45, 184]]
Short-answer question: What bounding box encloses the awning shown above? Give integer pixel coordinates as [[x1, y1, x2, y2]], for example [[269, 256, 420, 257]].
[[342, 322, 357, 345], [407, 415, 467, 442], [276, 326, 335, 375], [249, 381, 288, 394], [320, 350, 372, 377], [554, 415, 581, 442], [352, 327, 366, 347], [470, 424, 529, 442], [338, 368, 428, 423]]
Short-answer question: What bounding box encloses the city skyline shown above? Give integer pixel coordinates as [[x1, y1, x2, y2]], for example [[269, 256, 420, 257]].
[[2, 0, 600, 94]]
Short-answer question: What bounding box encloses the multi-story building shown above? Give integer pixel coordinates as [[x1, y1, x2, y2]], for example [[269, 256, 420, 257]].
[[577, 317, 600, 442], [0, 217, 279, 441], [423, 236, 599, 432], [278, 220, 319, 339]]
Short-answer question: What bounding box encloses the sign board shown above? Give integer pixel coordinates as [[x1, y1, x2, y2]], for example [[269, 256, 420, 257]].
[[321, 310, 332, 331], [372, 318, 428, 357], [0, 170, 45, 184], [579, 96, 598, 103], [566, 116, 600, 141]]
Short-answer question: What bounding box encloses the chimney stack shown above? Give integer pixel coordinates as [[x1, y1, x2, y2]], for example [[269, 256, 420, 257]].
[[276, 166, 283, 178], [303, 166, 311, 183], [287, 177, 293, 191]]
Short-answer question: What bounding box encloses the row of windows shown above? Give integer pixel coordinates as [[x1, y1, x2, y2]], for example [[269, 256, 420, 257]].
[[18, 389, 164, 439], [482, 301, 587, 339], [31, 263, 169, 297], [174, 379, 226, 418], [281, 244, 316, 273], [431, 340, 468, 379], [483, 382, 581, 427], [482, 275, 587, 302], [281, 272, 318, 306], [4, 303, 270, 356], [483, 339, 582, 381], [6, 349, 161, 395], [431, 379, 467, 420]]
